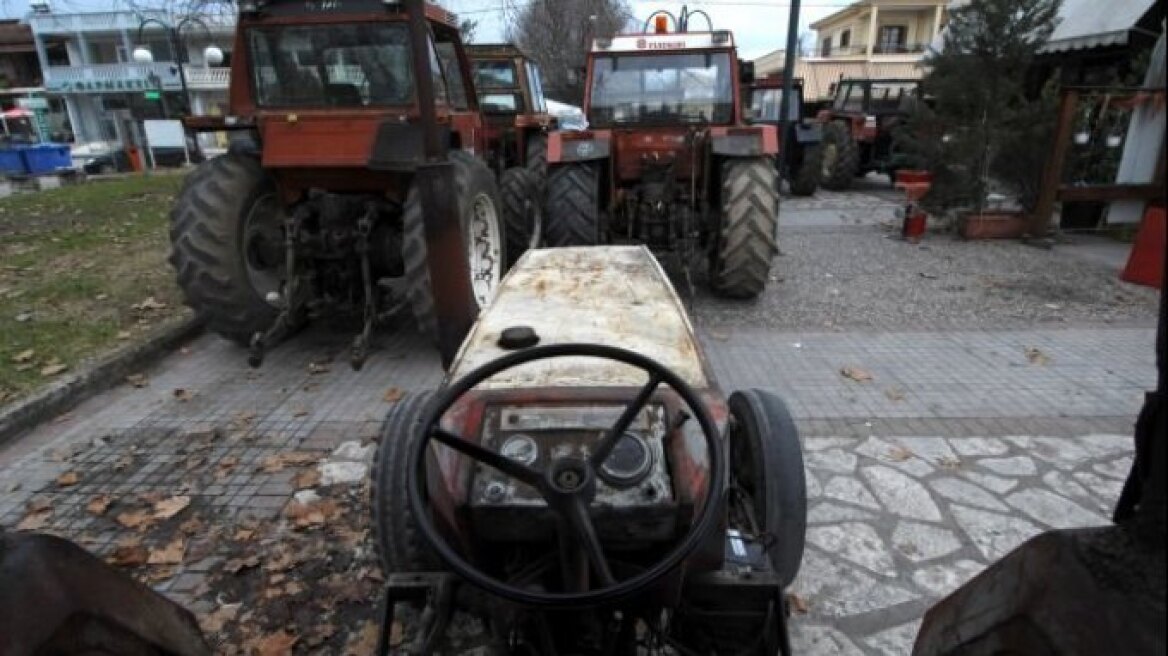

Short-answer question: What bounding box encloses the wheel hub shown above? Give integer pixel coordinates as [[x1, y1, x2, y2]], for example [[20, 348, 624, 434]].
[[467, 192, 502, 308]]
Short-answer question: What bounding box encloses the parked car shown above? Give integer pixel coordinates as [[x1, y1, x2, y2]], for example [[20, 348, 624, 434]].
[[82, 145, 204, 175]]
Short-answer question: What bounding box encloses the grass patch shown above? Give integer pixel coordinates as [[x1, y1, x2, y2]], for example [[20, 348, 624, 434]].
[[0, 172, 192, 405]]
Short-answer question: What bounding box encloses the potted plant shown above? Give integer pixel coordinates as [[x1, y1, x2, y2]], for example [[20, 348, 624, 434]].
[[895, 0, 1060, 239]]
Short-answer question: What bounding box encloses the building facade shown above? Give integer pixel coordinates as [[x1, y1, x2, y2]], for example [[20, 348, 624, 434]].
[[26, 9, 233, 148], [755, 0, 948, 101]]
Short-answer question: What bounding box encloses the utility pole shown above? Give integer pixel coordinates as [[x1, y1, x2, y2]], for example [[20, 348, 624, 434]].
[[777, 0, 802, 182]]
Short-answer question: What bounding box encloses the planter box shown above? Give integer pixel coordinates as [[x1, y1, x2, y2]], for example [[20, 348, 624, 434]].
[[960, 211, 1030, 240]]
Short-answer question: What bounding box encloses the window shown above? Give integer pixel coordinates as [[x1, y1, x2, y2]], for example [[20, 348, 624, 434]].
[[588, 52, 734, 126], [248, 23, 414, 107], [748, 88, 800, 122], [839, 29, 851, 49], [834, 82, 865, 111], [526, 61, 548, 114], [481, 93, 520, 113], [434, 41, 468, 110], [472, 60, 518, 90], [427, 38, 448, 105], [877, 26, 907, 53], [820, 38, 832, 57]]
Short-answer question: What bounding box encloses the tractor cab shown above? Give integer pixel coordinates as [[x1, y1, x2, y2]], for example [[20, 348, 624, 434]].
[[744, 73, 824, 196], [466, 43, 556, 174], [373, 246, 808, 654]]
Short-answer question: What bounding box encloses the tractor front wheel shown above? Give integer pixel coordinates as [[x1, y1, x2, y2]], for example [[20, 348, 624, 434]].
[[788, 143, 822, 196], [402, 151, 506, 336], [710, 159, 779, 299], [727, 389, 807, 588], [499, 166, 540, 267], [371, 392, 441, 574], [820, 121, 860, 190], [168, 153, 284, 346], [525, 133, 547, 177], [544, 162, 601, 247]]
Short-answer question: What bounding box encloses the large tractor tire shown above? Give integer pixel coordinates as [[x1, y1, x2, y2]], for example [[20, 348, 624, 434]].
[[788, 143, 822, 197], [499, 166, 540, 267], [525, 133, 547, 177], [727, 389, 807, 588], [709, 159, 779, 299], [402, 150, 506, 337], [168, 153, 284, 346], [820, 121, 860, 190], [544, 162, 601, 247], [371, 392, 441, 574]]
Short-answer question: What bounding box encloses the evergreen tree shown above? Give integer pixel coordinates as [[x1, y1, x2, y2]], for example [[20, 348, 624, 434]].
[[899, 0, 1061, 216]]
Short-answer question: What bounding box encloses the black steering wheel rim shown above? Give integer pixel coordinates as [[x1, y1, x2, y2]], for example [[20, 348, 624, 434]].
[[407, 343, 725, 607]]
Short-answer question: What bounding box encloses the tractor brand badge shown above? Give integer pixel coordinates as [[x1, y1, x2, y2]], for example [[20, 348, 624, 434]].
[[636, 38, 647, 49], [641, 39, 687, 50]]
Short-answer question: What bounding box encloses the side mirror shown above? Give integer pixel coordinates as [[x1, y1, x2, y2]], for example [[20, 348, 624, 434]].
[[739, 61, 755, 84]]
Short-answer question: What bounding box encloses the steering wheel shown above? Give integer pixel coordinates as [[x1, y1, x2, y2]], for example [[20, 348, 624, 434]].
[[407, 343, 725, 607]]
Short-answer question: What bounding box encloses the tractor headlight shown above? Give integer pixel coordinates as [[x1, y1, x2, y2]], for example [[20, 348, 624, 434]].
[[599, 432, 653, 486], [500, 434, 538, 467]]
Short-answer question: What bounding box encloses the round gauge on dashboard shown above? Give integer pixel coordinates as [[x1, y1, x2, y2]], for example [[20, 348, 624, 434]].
[[499, 434, 538, 467], [599, 432, 653, 487]]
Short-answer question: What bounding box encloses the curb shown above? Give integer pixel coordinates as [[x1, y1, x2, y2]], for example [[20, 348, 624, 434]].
[[0, 317, 205, 448]]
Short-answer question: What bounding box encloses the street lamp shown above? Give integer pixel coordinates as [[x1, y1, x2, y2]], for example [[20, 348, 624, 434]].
[[133, 16, 223, 118]]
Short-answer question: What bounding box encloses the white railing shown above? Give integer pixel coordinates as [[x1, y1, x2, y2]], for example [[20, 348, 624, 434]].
[[29, 10, 235, 35], [183, 65, 230, 89], [43, 62, 182, 92]]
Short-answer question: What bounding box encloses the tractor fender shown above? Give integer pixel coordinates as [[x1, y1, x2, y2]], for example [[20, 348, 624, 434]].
[[708, 124, 778, 157], [793, 122, 822, 144], [547, 130, 611, 163]]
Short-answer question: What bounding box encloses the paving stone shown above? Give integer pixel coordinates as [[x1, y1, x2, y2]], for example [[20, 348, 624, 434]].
[[912, 559, 985, 597], [863, 619, 922, 654], [1072, 470, 1124, 507], [1005, 488, 1108, 529], [790, 625, 866, 656], [1004, 436, 1035, 449], [861, 465, 942, 521], [804, 437, 859, 451], [1040, 470, 1094, 504], [891, 520, 962, 563], [959, 470, 1018, 495], [1074, 434, 1133, 459], [807, 522, 895, 576], [805, 470, 823, 498], [1094, 455, 1134, 480], [950, 504, 1042, 561], [823, 476, 881, 510], [929, 477, 1008, 512], [976, 456, 1038, 477], [793, 550, 920, 618], [855, 437, 934, 477], [1027, 437, 1093, 471], [805, 448, 858, 474], [808, 502, 877, 524], [947, 437, 1009, 456], [889, 437, 957, 465]]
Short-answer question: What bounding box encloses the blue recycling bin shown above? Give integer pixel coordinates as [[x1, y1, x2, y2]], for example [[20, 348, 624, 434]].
[[21, 143, 72, 175], [0, 147, 25, 175]]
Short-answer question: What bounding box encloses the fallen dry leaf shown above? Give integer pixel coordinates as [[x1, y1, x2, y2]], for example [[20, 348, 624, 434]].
[[198, 604, 240, 634], [108, 544, 149, 567], [939, 455, 962, 470], [293, 468, 321, 489], [307, 362, 331, 375], [344, 621, 382, 655], [173, 388, 194, 402], [787, 592, 810, 614], [56, 471, 80, 487], [126, 373, 149, 388], [11, 349, 34, 363], [292, 405, 310, 418], [133, 296, 168, 311], [40, 363, 68, 377], [116, 509, 154, 529], [86, 494, 112, 515], [148, 539, 186, 565], [259, 451, 321, 473], [16, 506, 52, 531], [116, 330, 132, 340], [1025, 347, 1050, 366], [153, 495, 191, 520], [225, 554, 261, 574], [143, 566, 177, 584], [887, 446, 915, 462], [284, 498, 341, 528], [884, 387, 905, 402], [382, 387, 405, 403], [840, 366, 873, 383], [254, 629, 298, 656]]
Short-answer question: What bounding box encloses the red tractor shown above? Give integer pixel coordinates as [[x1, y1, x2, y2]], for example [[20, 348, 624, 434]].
[[815, 77, 924, 190], [744, 73, 823, 196], [467, 44, 557, 265], [178, 0, 505, 367], [542, 9, 781, 299]]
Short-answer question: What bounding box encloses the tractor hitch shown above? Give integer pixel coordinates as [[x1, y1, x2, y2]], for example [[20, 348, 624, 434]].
[[248, 207, 310, 368]]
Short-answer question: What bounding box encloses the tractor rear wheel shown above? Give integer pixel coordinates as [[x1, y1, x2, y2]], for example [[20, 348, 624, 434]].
[[402, 151, 506, 336], [499, 166, 540, 267], [710, 159, 778, 299], [820, 121, 859, 190], [168, 153, 284, 346], [544, 162, 601, 247], [525, 133, 547, 177], [788, 143, 822, 196], [727, 389, 807, 588], [372, 392, 441, 574]]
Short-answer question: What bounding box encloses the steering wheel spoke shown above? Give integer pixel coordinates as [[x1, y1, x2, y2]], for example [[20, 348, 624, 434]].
[[590, 372, 664, 467], [563, 497, 616, 588], [431, 426, 543, 488]]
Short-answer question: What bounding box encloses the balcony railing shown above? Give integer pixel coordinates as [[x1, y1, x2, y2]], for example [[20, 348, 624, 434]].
[[43, 62, 231, 93], [29, 10, 234, 35], [817, 42, 931, 58]]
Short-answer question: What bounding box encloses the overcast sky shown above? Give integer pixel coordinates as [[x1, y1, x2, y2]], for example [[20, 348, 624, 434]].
[[4, 0, 857, 61]]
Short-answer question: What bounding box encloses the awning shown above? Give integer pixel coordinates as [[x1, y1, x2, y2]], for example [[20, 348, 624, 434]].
[[1040, 0, 1157, 53]]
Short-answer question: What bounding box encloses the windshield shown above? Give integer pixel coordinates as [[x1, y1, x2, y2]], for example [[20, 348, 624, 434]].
[[248, 23, 414, 107], [473, 60, 518, 90], [588, 52, 734, 126], [748, 87, 800, 122]]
